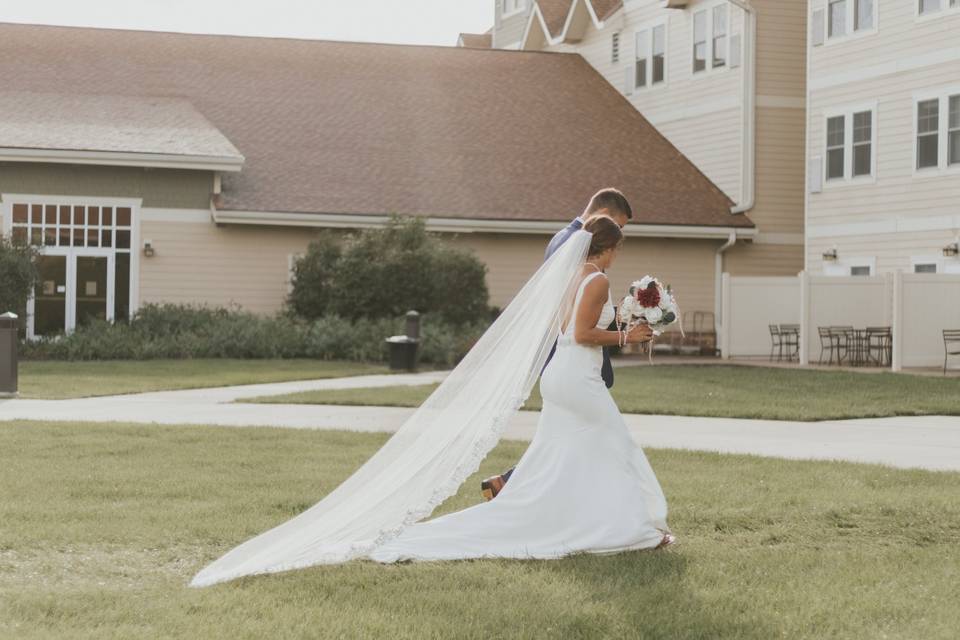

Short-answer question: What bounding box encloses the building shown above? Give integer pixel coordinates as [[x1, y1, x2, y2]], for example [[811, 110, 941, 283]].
[[804, 0, 960, 276], [475, 0, 808, 320], [0, 22, 750, 339]]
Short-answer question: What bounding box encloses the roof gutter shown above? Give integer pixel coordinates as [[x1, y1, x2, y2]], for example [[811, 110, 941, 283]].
[[0, 147, 245, 172], [211, 208, 757, 240], [727, 0, 756, 215]]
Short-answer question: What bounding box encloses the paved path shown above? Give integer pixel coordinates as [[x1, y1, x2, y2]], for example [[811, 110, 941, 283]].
[[2, 371, 959, 472]]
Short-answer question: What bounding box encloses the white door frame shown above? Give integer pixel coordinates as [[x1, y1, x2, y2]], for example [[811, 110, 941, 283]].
[[27, 247, 116, 339]]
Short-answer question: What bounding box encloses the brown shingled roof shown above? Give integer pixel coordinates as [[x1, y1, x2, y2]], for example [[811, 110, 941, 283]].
[[457, 32, 492, 49], [0, 23, 749, 229], [589, 0, 623, 22], [536, 0, 574, 38]]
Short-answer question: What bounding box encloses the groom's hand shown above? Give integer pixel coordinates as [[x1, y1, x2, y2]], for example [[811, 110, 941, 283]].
[[626, 325, 654, 344]]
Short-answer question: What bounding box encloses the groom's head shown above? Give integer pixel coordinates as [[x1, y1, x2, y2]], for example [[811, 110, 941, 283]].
[[583, 188, 632, 228]]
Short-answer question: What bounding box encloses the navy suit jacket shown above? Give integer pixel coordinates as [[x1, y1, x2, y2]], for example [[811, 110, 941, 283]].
[[543, 218, 615, 388]]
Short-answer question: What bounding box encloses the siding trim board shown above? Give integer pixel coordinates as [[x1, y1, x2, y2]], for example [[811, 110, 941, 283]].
[[211, 209, 757, 239], [810, 46, 960, 91]]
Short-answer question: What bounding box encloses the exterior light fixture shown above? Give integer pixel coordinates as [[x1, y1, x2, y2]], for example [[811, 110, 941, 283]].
[[944, 242, 959, 258], [822, 247, 838, 261], [143, 240, 155, 257]]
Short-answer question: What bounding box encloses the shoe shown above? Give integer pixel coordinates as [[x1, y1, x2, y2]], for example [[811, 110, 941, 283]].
[[655, 533, 677, 549], [480, 474, 507, 501]]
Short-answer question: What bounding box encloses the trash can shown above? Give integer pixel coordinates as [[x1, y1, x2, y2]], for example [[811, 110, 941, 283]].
[[0, 312, 18, 398], [385, 335, 419, 371]]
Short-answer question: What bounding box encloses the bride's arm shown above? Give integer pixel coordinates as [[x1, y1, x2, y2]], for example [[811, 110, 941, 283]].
[[574, 277, 652, 347]]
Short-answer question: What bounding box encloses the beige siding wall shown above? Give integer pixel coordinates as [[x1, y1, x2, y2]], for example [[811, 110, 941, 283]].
[[138, 219, 720, 318], [806, 0, 960, 275], [493, 1, 533, 47], [537, 0, 806, 277], [0, 163, 213, 209]]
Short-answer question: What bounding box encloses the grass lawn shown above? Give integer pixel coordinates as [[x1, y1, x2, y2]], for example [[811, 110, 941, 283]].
[[16, 359, 389, 399], [247, 364, 960, 421], [1, 421, 958, 639]]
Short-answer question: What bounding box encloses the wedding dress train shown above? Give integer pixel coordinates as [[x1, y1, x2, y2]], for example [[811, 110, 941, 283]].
[[369, 271, 669, 562]]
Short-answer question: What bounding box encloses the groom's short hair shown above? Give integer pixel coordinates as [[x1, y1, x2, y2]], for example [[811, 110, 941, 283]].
[[586, 188, 633, 220]]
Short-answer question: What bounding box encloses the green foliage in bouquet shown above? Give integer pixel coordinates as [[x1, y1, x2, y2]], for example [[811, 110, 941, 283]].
[[288, 216, 490, 324]]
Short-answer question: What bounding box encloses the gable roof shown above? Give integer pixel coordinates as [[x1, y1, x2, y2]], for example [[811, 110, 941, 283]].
[[457, 31, 492, 49], [0, 91, 243, 171], [523, 0, 623, 48], [0, 23, 748, 230]]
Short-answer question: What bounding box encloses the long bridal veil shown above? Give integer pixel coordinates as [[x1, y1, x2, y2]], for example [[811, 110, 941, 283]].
[[190, 230, 592, 587]]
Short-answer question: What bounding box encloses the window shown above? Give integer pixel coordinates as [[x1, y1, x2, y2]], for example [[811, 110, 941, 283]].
[[712, 5, 727, 68], [828, 0, 846, 37], [950, 95, 960, 166], [914, 263, 938, 273], [917, 99, 940, 169], [824, 105, 876, 183], [826, 116, 846, 180], [855, 0, 874, 29], [693, 11, 707, 72], [915, 92, 960, 172], [850, 266, 871, 276], [635, 30, 649, 88], [693, 4, 730, 74], [502, 0, 524, 16], [634, 22, 666, 90], [612, 32, 620, 64], [852, 111, 873, 177], [919, 0, 941, 14]]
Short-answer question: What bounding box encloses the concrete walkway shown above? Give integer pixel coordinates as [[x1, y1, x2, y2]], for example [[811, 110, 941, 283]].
[[2, 370, 959, 472]]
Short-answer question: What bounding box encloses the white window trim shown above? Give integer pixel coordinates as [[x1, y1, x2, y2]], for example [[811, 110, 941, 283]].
[[910, 255, 944, 273], [824, 256, 876, 276], [632, 17, 670, 92], [691, 0, 733, 77], [822, 0, 879, 46], [822, 101, 879, 188], [501, 0, 526, 19], [915, 0, 960, 21], [912, 86, 960, 177], [1, 193, 142, 337]]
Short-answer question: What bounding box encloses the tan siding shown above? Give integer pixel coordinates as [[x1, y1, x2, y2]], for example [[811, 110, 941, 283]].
[[753, 105, 806, 234], [754, 0, 807, 98], [139, 221, 720, 317], [725, 241, 804, 276], [0, 163, 212, 209]]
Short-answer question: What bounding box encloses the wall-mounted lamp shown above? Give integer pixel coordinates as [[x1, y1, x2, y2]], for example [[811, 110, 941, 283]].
[[944, 242, 959, 258], [822, 247, 838, 261], [143, 240, 155, 258]]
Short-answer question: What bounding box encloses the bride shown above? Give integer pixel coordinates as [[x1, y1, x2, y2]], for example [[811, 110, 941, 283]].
[[191, 216, 672, 587]]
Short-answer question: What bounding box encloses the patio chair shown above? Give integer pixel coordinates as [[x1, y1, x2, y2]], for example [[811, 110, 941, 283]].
[[866, 327, 892, 367], [769, 325, 782, 362], [830, 326, 855, 364], [779, 324, 800, 362], [818, 326, 837, 364], [945, 330, 960, 374]]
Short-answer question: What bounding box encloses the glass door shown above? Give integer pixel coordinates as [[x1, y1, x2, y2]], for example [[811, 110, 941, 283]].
[[75, 256, 109, 328], [33, 255, 68, 337]]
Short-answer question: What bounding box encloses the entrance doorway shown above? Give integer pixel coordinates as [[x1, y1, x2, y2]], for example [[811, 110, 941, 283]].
[[31, 250, 117, 337]]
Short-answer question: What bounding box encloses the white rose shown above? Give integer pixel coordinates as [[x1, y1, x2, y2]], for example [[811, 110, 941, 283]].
[[644, 307, 664, 324]]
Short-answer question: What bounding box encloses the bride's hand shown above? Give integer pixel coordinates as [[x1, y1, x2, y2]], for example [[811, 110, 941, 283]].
[[626, 324, 654, 344]]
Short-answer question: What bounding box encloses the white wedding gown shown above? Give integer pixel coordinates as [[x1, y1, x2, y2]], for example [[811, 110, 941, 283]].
[[368, 271, 670, 563]]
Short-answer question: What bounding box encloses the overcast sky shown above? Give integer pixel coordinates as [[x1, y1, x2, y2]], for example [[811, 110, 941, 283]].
[[0, 0, 493, 46]]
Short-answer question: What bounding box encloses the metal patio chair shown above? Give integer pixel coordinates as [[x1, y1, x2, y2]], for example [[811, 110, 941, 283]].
[[944, 330, 960, 374], [866, 327, 892, 367], [779, 324, 800, 362], [769, 324, 783, 362]]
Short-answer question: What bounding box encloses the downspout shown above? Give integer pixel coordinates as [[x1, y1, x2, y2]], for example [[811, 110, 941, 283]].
[[715, 231, 737, 336], [727, 0, 756, 215]]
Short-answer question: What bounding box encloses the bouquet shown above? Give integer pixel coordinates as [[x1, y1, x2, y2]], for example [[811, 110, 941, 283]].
[[617, 275, 682, 340]]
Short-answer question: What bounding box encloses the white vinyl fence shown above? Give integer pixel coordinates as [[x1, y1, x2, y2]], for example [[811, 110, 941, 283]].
[[719, 275, 800, 357], [720, 271, 960, 369]]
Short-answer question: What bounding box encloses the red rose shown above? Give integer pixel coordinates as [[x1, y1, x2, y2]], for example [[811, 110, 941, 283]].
[[636, 282, 661, 307]]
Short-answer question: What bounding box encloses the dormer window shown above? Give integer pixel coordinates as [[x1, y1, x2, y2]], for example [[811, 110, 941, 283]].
[[502, 0, 525, 17]]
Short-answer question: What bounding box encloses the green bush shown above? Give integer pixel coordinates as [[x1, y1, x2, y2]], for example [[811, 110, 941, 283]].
[[0, 238, 38, 320], [289, 217, 489, 324], [20, 303, 487, 367]]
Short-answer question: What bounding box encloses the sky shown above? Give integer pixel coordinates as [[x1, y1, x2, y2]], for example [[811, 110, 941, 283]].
[[0, 0, 493, 46]]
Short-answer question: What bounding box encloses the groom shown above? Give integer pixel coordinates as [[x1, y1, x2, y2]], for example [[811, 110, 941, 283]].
[[481, 188, 639, 501]]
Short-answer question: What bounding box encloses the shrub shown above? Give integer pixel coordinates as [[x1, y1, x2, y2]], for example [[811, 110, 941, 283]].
[[0, 238, 38, 320], [288, 217, 489, 324], [20, 303, 487, 366]]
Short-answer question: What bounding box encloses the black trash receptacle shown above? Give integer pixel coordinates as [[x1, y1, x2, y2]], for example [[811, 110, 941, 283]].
[[386, 335, 419, 371], [0, 312, 18, 398]]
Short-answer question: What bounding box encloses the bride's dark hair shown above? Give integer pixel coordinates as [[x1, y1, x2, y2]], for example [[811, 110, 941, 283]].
[[585, 216, 623, 257]]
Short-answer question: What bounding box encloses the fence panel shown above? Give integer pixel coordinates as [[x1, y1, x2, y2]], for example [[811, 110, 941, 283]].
[[899, 274, 960, 368], [723, 276, 800, 357], [804, 275, 892, 364]]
